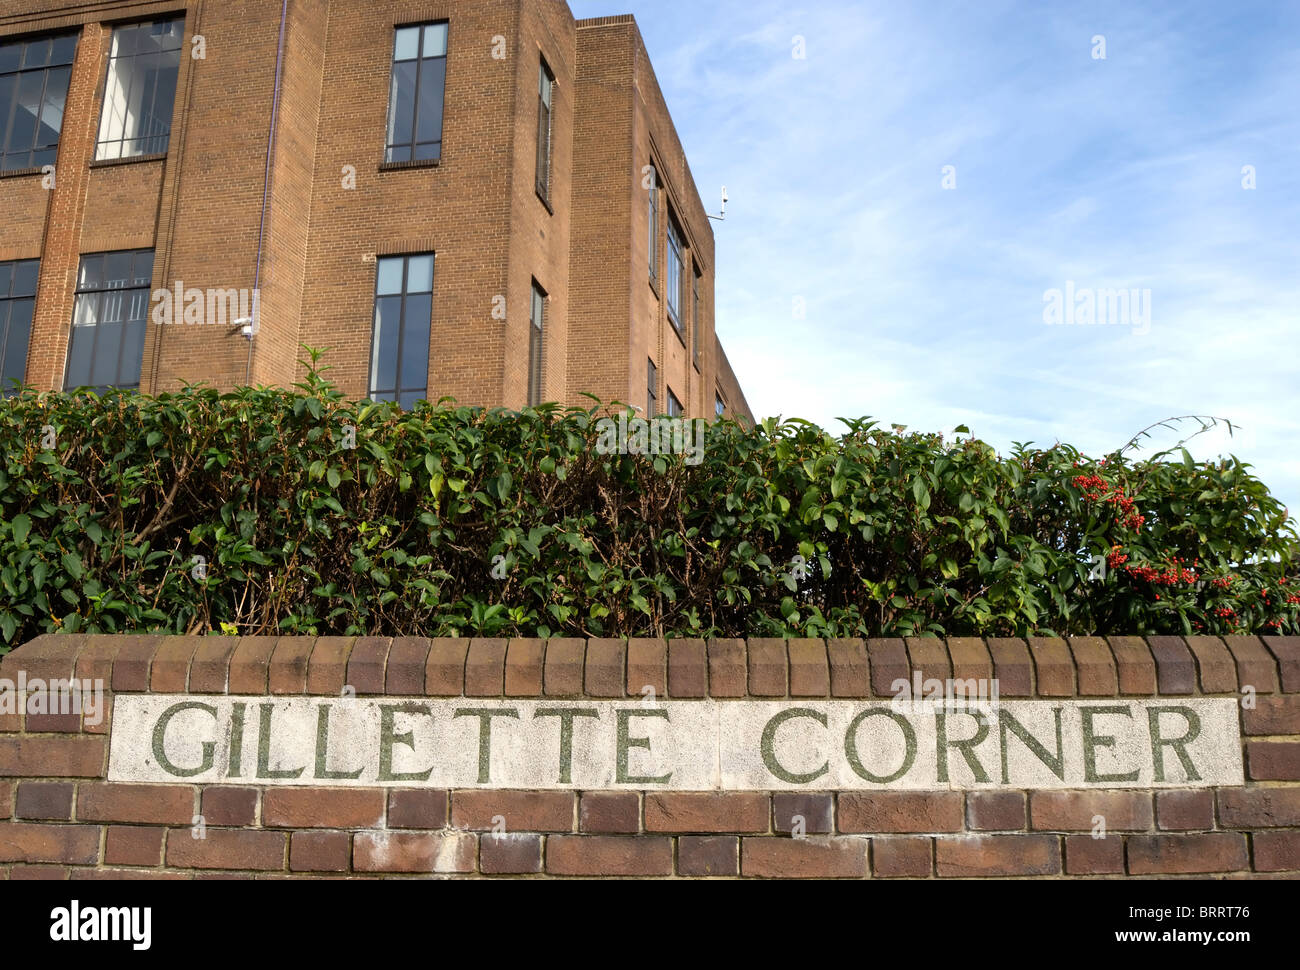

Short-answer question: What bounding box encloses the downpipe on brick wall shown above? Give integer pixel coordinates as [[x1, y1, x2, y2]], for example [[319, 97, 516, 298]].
[[247, 0, 290, 383]]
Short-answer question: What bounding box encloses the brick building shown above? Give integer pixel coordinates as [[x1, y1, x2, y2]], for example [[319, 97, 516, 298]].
[[0, 0, 752, 421]]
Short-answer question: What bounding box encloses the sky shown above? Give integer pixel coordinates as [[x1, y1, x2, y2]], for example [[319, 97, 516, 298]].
[[568, 0, 1300, 522]]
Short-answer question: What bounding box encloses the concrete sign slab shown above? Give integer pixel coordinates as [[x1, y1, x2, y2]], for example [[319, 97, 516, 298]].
[[107, 696, 1244, 789]]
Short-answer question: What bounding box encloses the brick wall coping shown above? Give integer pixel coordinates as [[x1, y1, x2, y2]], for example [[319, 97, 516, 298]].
[[2, 634, 1296, 699]]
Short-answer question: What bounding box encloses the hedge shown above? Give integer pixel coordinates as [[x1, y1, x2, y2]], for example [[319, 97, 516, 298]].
[[1, 354, 1296, 651]]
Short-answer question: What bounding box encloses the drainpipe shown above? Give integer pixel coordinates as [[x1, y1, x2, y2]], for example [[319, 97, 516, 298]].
[[247, 0, 290, 384]]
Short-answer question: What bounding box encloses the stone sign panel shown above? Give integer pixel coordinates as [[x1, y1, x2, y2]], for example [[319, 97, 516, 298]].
[[107, 696, 1244, 790]]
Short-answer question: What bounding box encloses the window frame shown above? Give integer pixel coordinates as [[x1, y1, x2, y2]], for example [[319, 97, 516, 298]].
[[94, 18, 185, 162], [647, 164, 659, 289], [691, 266, 701, 370], [535, 58, 554, 205], [528, 279, 546, 407], [647, 357, 657, 417], [666, 387, 682, 418], [0, 32, 78, 171], [0, 258, 39, 395], [384, 21, 449, 165], [63, 248, 154, 392], [666, 214, 685, 340], [715, 391, 726, 418], [368, 252, 435, 409]]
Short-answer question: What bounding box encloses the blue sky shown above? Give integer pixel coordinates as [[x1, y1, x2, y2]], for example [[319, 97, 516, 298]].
[[569, 0, 1300, 521]]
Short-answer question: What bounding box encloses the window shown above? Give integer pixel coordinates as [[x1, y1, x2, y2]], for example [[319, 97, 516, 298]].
[[95, 19, 184, 161], [647, 358, 657, 416], [666, 388, 682, 417], [666, 215, 684, 335], [64, 250, 152, 391], [528, 280, 546, 406], [535, 59, 554, 202], [691, 267, 701, 368], [715, 392, 726, 418], [0, 259, 38, 395], [369, 254, 433, 409], [647, 164, 659, 286], [385, 23, 447, 163], [0, 33, 77, 171]]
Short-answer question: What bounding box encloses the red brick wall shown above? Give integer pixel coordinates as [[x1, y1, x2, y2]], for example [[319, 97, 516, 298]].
[[502, 0, 574, 409], [143, 1, 269, 394], [1, 1, 753, 419], [4, 17, 106, 391], [566, 17, 634, 410], [627, 19, 716, 420], [1, 634, 1296, 879], [565, 15, 729, 419], [254, 0, 328, 391]]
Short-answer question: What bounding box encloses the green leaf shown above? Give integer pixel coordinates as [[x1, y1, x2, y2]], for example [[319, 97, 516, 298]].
[[61, 552, 84, 581], [10, 514, 31, 545], [912, 477, 931, 510]]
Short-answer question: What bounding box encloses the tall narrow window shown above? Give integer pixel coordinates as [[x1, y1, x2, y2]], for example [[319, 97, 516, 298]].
[[715, 392, 726, 418], [691, 267, 701, 368], [666, 388, 682, 417], [369, 254, 433, 409], [535, 59, 554, 202], [666, 215, 684, 335], [64, 250, 152, 391], [0, 259, 38, 395], [0, 33, 77, 170], [95, 19, 184, 160], [528, 280, 546, 406], [647, 164, 659, 286], [386, 23, 447, 163], [647, 358, 657, 416]]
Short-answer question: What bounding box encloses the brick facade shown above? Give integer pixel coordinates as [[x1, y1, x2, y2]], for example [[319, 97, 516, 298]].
[[0, 0, 752, 421]]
